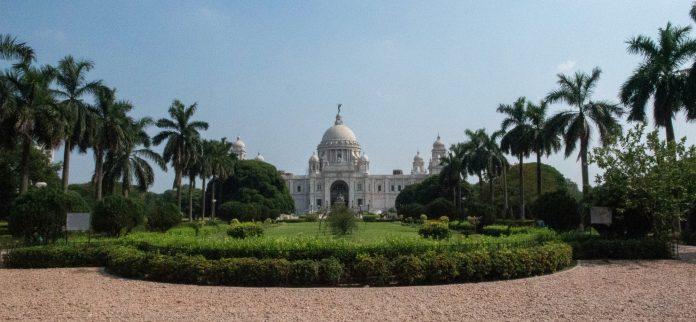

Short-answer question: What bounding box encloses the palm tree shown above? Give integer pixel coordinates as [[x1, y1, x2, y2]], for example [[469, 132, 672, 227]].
[[153, 100, 209, 212], [547, 67, 623, 199], [0, 63, 62, 193], [459, 129, 488, 195], [621, 23, 696, 142], [104, 117, 165, 197], [198, 140, 213, 220], [184, 139, 202, 221], [55, 56, 101, 191], [497, 97, 533, 219], [439, 146, 466, 218], [0, 34, 34, 63], [91, 86, 130, 200], [490, 130, 511, 217], [208, 138, 235, 220], [527, 100, 561, 196]]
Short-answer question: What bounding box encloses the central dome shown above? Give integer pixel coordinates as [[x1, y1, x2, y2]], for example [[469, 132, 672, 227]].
[[319, 113, 359, 147]]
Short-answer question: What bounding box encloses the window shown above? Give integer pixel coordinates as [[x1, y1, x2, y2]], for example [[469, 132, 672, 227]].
[[357, 183, 362, 191], [398, 185, 402, 191], [391, 185, 395, 192], [317, 184, 322, 192], [357, 199, 363, 206], [297, 185, 302, 192], [378, 185, 382, 192], [316, 199, 322, 207]]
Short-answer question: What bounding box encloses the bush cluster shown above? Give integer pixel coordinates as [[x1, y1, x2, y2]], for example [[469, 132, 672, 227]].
[[361, 214, 380, 222], [7, 188, 70, 243], [449, 221, 475, 234], [91, 195, 145, 236], [481, 225, 533, 237], [530, 190, 580, 231], [218, 201, 279, 222], [326, 205, 357, 235], [147, 201, 181, 232], [2, 244, 111, 268], [418, 222, 451, 240], [226, 222, 264, 239], [561, 234, 672, 259]]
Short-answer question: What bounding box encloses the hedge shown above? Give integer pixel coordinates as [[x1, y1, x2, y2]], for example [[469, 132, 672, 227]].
[[481, 225, 535, 237], [561, 234, 672, 259], [227, 222, 264, 239], [3, 242, 573, 286]]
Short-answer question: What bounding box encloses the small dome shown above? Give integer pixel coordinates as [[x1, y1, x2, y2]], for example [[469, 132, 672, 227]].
[[254, 153, 264, 161], [413, 151, 423, 161], [433, 135, 445, 149], [309, 152, 319, 162], [360, 154, 369, 162], [233, 136, 246, 148]]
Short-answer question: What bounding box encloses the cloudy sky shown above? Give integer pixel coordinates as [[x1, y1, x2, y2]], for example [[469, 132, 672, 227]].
[[1, 1, 695, 192]]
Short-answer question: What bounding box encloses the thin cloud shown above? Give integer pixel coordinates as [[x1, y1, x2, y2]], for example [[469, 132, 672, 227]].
[[557, 60, 576, 73]]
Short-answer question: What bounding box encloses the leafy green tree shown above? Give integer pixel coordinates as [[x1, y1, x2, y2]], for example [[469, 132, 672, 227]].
[[1, 62, 62, 193], [104, 117, 165, 198], [621, 23, 696, 142], [91, 86, 130, 200], [153, 100, 208, 212], [219, 159, 294, 216], [439, 147, 466, 216], [497, 97, 533, 219], [546, 68, 622, 200], [591, 124, 696, 238], [527, 100, 561, 196], [208, 138, 236, 220], [0, 144, 60, 218], [0, 34, 34, 63], [54, 56, 101, 191]]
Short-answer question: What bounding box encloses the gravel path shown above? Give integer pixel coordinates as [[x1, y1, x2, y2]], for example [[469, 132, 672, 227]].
[[1, 259, 695, 321]]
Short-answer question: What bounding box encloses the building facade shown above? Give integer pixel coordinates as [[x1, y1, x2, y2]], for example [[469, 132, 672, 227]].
[[263, 109, 447, 214]]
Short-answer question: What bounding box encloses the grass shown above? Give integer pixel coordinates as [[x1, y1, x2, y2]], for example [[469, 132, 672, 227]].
[[265, 221, 422, 242]]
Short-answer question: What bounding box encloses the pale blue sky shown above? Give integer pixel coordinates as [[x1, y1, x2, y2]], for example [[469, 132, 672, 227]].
[[1, 0, 695, 192]]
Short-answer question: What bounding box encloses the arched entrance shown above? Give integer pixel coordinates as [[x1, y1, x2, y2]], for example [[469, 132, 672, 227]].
[[330, 180, 349, 207]]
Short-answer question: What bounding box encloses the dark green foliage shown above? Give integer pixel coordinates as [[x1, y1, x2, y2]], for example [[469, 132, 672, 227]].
[[561, 234, 672, 259], [425, 197, 454, 218], [418, 222, 451, 240], [218, 160, 294, 219], [91, 195, 145, 236], [318, 257, 343, 285], [590, 185, 652, 238], [0, 144, 61, 218], [396, 175, 470, 217], [63, 190, 90, 212], [495, 219, 536, 227], [227, 222, 264, 239], [397, 203, 425, 218], [449, 220, 475, 234], [393, 255, 425, 285], [530, 190, 579, 231], [289, 260, 319, 285], [422, 251, 459, 284], [147, 201, 181, 232], [352, 254, 391, 285], [3, 244, 112, 268], [480, 225, 533, 236], [8, 188, 69, 243], [218, 200, 277, 222], [326, 205, 357, 235], [361, 214, 379, 222]]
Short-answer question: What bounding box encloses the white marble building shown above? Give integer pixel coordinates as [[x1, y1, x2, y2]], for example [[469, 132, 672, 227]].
[[243, 109, 447, 214]]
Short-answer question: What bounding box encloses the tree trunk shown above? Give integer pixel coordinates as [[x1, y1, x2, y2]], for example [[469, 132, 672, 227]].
[[95, 149, 104, 200], [122, 173, 129, 198], [503, 165, 510, 218], [175, 168, 182, 212], [20, 136, 31, 193], [188, 175, 194, 221], [211, 176, 217, 220], [579, 136, 590, 231], [536, 150, 542, 197], [200, 176, 206, 220], [62, 140, 71, 192], [665, 117, 675, 143], [518, 154, 525, 220]]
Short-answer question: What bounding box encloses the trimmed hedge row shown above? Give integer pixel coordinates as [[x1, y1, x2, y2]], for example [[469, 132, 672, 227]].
[[481, 225, 535, 237], [105, 242, 572, 286], [120, 230, 558, 262], [562, 235, 672, 259], [2, 244, 112, 268]]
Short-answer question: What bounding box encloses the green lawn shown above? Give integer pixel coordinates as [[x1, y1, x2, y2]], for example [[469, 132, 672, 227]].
[[264, 221, 421, 242]]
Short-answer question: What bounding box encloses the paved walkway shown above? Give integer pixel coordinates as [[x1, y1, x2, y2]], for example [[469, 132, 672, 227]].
[[1, 258, 695, 321]]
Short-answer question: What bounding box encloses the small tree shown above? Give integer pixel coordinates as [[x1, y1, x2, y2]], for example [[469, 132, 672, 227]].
[[147, 201, 181, 232], [91, 195, 145, 236], [8, 188, 69, 244], [326, 204, 357, 235], [590, 124, 696, 238]]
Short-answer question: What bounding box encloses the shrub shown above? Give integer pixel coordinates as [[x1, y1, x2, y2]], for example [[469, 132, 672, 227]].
[[147, 201, 181, 232], [227, 222, 264, 239], [530, 190, 580, 231], [3, 244, 111, 268], [7, 188, 69, 243], [450, 220, 475, 233], [419, 214, 428, 223], [91, 195, 145, 236], [352, 254, 390, 285], [63, 190, 90, 212], [392, 255, 425, 285], [304, 213, 320, 222], [418, 222, 451, 240], [326, 205, 357, 235], [426, 197, 454, 218], [289, 259, 319, 285], [457, 250, 492, 281], [561, 234, 672, 259], [362, 214, 380, 222], [318, 258, 343, 285], [439, 216, 449, 223], [218, 200, 278, 222], [422, 251, 459, 284], [398, 203, 425, 218]]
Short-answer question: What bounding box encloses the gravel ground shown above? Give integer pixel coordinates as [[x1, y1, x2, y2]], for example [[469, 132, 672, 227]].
[[1, 254, 695, 321]]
